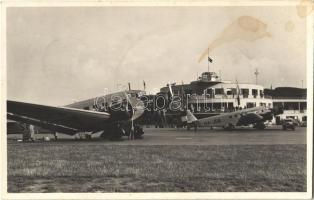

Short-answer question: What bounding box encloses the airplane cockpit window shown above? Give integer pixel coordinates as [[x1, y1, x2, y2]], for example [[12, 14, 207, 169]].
[[137, 92, 144, 97], [128, 93, 136, 98], [126, 91, 145, 99]]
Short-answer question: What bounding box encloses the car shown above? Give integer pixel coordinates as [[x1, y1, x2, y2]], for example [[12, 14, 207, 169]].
[[282, 119, 295, 130], [300, 120, 307, 127], [292, 118, 301, 126]]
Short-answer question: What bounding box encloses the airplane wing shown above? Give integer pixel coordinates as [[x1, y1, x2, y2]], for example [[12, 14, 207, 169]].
[[7, 100, 112, 135]]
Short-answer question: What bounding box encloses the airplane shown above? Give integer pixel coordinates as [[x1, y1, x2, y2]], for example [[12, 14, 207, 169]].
[[7, 90, 146, 141], [165, 83, 282, 130], [185, 106, 276, 130]]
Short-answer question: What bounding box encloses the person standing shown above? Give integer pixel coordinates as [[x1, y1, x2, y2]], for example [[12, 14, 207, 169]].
[[29, 125, 35, 141]]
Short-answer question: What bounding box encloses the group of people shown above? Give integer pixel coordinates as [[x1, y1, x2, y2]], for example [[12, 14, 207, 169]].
[[22, 124, 58, 141]]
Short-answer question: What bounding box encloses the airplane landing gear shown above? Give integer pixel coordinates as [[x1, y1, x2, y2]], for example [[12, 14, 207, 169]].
[[85, 134, 92, 140], [100, 123, 144, 141], [54, 132, 58, 140], [224, 123, 235, 131], [134, 125, 144, 139], [128, 125, 144, 140], [254, 122, 266, 130], [186, 122, 197, 132], [100, 123, 123, 141]]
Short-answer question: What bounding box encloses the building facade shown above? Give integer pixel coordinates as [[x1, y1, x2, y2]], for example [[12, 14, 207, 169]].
[[160, 71, 307, 125]]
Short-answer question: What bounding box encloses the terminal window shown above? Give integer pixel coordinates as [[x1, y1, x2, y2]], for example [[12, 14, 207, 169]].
[[215, 88, 224, 95], [246, 102, 256, 108], [226, 88, 237, 95], [205, 88, 214, 94], [241, 89, 249, 98], [252, 89, 258, 98], [260, 90, 264, 97]]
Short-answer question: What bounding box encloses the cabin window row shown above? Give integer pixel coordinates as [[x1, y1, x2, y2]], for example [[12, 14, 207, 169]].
[[204, 88, 264, 98]]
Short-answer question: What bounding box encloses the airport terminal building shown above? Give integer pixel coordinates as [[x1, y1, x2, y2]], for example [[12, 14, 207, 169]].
[[160, 71, 307, 125]]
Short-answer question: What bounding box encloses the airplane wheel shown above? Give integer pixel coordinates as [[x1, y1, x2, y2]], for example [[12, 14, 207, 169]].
[[111, 126, 123, 141], [255, 123, 266, 130], [134, 126, 144, 139], [224, 123, 234, 131], [85, 134, 92, 140], [109, 128, 123, 141], [109, 135, 123, 141], [100, 124, 123, 141]]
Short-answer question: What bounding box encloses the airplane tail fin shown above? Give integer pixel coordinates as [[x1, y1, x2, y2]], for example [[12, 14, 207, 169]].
[[186, 109, 198, 123]]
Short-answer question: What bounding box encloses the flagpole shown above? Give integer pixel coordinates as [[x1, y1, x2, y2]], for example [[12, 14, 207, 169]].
[[207, 48, 209, 73]]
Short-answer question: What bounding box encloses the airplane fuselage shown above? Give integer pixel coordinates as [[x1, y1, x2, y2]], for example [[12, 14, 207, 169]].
[[7, 90, 147, 141], [188, 106, 272, 129]]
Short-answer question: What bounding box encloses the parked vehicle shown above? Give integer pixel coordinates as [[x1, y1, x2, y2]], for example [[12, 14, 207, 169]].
[[282, 119, 295, 130], [300, 120, 307, 127]]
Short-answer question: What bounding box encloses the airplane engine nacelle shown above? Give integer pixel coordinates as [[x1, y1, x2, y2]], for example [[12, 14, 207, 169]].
[[272, 106, 284, 115], [154, 93, 170, 111], [153, 92, 184, 112], [263, 112, 274, 121], [108, 103, 132, 121]]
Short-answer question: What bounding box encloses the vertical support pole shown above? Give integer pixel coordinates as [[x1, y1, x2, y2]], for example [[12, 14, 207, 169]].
[[207, 48, 210, 73]]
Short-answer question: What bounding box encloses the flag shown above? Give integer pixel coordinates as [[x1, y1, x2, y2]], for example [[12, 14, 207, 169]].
[[208, 56, 213, 63]]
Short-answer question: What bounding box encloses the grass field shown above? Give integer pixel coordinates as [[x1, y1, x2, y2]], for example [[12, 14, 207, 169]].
[[7, 143, 306, 192]]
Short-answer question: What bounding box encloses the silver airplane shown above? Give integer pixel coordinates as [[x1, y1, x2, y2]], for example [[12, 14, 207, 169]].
[[185, 106, 274, 130]]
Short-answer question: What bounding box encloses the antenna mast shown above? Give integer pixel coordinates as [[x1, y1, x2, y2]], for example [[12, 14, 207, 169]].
[[254, 69, 259, 84]]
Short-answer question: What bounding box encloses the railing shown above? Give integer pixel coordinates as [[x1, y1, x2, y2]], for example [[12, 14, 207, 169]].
[[282, 110, 307, 114], [189, 95, 271, 100], [188, 95, 306, 100], [271, 96, 306, 99], [264, 95, 272, 99]]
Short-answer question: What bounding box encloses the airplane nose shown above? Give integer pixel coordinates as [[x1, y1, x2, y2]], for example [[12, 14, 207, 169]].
[[108, 102, 133, 121]]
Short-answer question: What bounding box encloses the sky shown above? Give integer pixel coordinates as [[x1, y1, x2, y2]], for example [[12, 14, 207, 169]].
[[7, 6, 308, 106]]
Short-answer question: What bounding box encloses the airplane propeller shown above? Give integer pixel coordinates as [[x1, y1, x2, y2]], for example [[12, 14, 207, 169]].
[[166, 82, 193, 129], [123, 91, 145, 139]]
